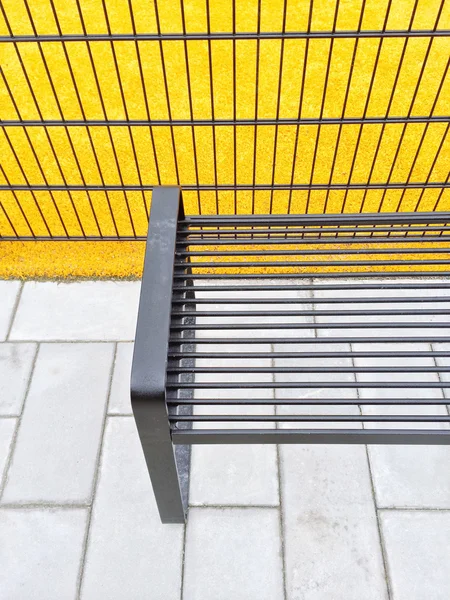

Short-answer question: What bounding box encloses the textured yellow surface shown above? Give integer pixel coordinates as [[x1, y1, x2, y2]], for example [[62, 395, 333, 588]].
[[0, 241, 144, 279], [1, 0, 450, 278]]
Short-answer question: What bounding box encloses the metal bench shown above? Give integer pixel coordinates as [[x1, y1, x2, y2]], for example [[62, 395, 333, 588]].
[[131, 186, 450, 523]]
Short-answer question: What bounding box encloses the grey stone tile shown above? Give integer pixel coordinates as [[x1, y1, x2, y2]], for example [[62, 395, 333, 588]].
[[194, 278, 312, 298], [0, 419, 16, 489], [109, 342, 133, 414], [354, 342, 444, 402], [189, 436, 279, 506], [381, 510, 450, 600], [10, 281, 140, 341], [274, 343, 359, 427], [0, 507, 87, 600], [367, 443, 450, 509], [313, 278, 450, 340], [189, 446, 279, 506], [0, 281, 21, 341], [194, 280, 314, 340], [192, 346, 276, 426], [81, 417, 184, 600], [2, 343, 114, 504], [183, 507, 284, 600], [432, 342, 450, 402], [188, 285, 313, 506], [354, 343, 450, 508], [193, 342, 273, 388], [190, 352, 279, 505], [193, 352, 274, 412], [0, 343, 37, 415], [280, 444, 388, 600], [312, 278, 450, 304]]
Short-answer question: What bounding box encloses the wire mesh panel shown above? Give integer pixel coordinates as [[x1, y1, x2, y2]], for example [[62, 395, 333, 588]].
[[0, 0, 450, 240]]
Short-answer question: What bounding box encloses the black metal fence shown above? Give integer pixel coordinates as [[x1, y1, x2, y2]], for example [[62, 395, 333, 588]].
[[0, 0, 449, 240]]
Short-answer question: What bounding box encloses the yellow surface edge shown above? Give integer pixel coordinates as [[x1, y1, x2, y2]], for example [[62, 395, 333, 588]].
[[1, 0, 450, 278], [0, 241, 145, 279]]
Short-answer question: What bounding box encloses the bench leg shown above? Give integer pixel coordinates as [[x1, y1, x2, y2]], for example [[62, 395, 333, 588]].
[[131, 186, 188, 524], [132, 399, 187, 523], [163, 220, 195, 522]]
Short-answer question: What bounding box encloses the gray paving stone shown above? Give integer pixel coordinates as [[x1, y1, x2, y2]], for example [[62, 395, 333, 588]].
[[190, 354, 279, 505], [355, 343, 450, 508], [194, 281, 313, 340], [280, 444, 388, 600], [0, 419, 16, 490], [188, 284, 312, 504], [367, 442, 450, 509], [81, 417, 184, 600], [432, 342, 450, 402], [190, 400, 278, 506], [190, 444, 279, 506], [109, 342, 133, 414], [0, 281, 21, 341], [312, 278, 450, 304], [354, 342, 444, 402], [313, 277, 450, 340], [0, 343, 37, 415], [190, 280, 313, 506], [183, 507, 284, 600], [193, 349, 275, 410], [194, 278, 312, 298], [2, 343, 114, 504], [10, 281, 140, 341], [380, 510, 450, 600], [274, 343, 359, 426], [0, 507, 87, 600]]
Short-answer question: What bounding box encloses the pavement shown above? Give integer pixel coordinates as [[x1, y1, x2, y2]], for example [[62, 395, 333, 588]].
[[0, 278, 449, 600]]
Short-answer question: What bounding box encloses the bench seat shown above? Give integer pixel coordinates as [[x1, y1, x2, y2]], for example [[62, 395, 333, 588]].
[[131, 186, 450, 523]]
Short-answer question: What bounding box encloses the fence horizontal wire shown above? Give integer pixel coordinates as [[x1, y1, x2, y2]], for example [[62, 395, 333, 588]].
[[1, 29, 450, 42]]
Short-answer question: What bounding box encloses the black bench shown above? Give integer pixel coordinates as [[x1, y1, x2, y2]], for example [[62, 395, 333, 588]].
[[131, 186, 450, 523]]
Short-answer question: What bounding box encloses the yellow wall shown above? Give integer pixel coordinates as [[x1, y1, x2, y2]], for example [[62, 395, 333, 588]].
[[1, 0, 450, 277]]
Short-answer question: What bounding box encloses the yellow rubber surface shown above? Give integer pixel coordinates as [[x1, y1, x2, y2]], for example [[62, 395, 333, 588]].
[[1, 0, 450, 278]]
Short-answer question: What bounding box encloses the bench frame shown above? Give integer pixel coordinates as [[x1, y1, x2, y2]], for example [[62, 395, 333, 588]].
[[131, 186, 450, 524]]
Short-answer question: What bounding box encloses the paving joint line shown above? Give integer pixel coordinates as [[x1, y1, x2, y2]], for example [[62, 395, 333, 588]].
[[272, 291, 294, 599], [75, 342, 118, 600], [276, 443, 287, 600], [431, 343, 450, 417], [273, 279, 315, 600], [179, 517, 188, 600], [0, 502, 91, 510], [0, 342, 40, 501], [19, 344, 40, 418], [5, 281, 24, 341], [351, 343, 393, 600], [378, 506, 450, 512], [365, 442, 393, 600], [107, 413, 133, 418], [188, 503, 281, 510], [5, 339, 135, 344]]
